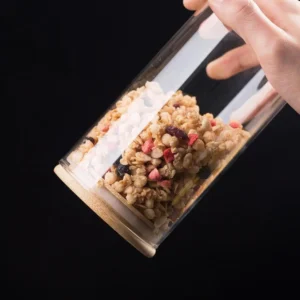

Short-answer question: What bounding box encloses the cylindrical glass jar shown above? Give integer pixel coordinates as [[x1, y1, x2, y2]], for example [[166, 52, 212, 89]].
[[54, 6, 285, 257]]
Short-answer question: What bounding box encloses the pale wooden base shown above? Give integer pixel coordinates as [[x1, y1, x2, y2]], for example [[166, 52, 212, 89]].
[[54, 164, 156, 258]]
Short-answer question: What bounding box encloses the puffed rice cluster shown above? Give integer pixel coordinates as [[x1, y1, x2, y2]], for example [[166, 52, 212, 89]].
[[73, 84, 250, 230]]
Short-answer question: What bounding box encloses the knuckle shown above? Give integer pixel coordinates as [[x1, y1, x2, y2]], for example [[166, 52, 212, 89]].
[[230, 0, 253, 18]]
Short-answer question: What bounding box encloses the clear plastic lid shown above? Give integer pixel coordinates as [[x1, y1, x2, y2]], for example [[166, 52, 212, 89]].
[[55, 6, 285, 257]]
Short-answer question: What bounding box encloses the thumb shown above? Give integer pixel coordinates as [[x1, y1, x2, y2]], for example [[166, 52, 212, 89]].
[[208, 0, 282, 55]]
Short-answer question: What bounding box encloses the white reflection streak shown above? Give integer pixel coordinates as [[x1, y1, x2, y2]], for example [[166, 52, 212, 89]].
[[230, 81, 278, 124], [154, 14, 228, 93], [198, 13, 229, 40], [218, 70, 265, 122]]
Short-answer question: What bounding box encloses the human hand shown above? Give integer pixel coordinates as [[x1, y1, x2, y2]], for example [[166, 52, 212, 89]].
[[183, 0, 300, 114]]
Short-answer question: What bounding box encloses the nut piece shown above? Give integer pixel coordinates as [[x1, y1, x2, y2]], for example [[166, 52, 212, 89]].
[[133, 175, 148, 188], [151, 158, 162, 167], [124, 186, 134, 194], [145, 198, 154, 209], [150, 123, 162, 136], [199, 150, 208, 161], [160, 112, 172, 124], [130, 165, 146, 176], [123, 148, 136, 161], [104, 172, 118, 185], [135, 152, 152, 162], [169, 136, 179, 147], [218, 130, 233, 142], [157, 190, 169, 201], [173, 154, 184, 171], [154, 216, 167, 228], [151, 148, 164, 159], [113, 181, 126, 193], [201, 117, 212, 132], [146, 164, 156, 173], [192, 139, 205, 151], [126, 194, 136, 205], [206, 141, 219, 154], [140, 131, 152, 141], [225, 140, 235, 152], [159, 164, 176, 179], [120, 157, 129, 165], [203, 131, 216, 143], [183, 153, 193, 169], [144, 208, 156, 220], [129, 141, 140, 150], [135, 167, 147, 176], [188, 166, 200, 174], [162, 133, 172, 146], [123, 174, 132, 185]]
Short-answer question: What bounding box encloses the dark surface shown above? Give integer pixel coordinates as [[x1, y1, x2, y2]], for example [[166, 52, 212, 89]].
[[12, 0, 300, 292]]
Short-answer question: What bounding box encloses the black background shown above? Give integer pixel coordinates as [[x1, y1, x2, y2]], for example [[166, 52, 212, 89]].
[[13, 0, 300, 291]]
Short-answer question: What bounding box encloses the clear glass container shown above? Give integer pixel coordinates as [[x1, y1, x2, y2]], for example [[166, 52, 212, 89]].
[[54, 6, 285, 257]]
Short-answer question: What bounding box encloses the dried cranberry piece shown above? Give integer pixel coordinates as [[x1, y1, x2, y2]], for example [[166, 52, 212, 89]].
[[163, 148, 175, 163], [165, 126, 188, 140], [158, 180, 172, 188], [188, 133, 198, 146], [210, 120, 217, 127], [142, 138, 154, 154], [229, 121, 241, 129], [148, 168, 161, 181], [102, 125, 110, 132]]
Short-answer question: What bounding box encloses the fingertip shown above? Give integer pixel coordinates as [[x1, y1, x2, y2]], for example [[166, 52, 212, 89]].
[[206, 61, 228, 80], [183, 0, 195, 10], [206, 62, 217, 79], [183, 0, 205, 11], [205, 62, 214, 79]]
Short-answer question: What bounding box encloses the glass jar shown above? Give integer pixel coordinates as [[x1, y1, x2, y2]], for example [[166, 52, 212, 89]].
[[54, 5, 285, 257]]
